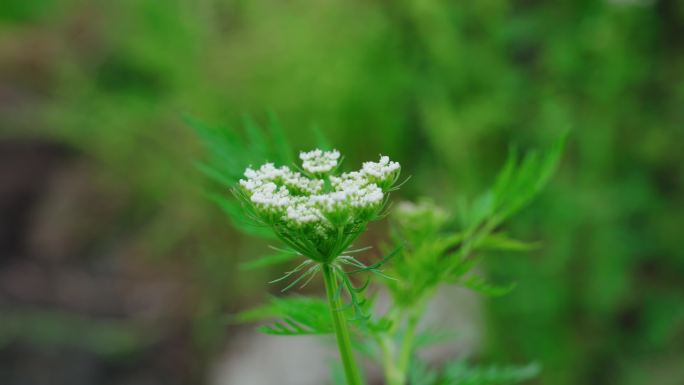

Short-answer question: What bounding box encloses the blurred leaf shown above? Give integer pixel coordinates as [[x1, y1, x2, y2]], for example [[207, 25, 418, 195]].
[[468, 191, 495, 230], [236, 296, 333, 336], [206, 192, 274, 238], [189, 114, 294, 238], [460, 275, 516, 297], [447, 254, 484, 280], [476, 233, 540, 252], [492, 132, 568, 223]]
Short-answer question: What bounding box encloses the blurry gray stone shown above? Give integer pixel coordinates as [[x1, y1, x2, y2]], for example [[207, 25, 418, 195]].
[[210, 332, 331, 385], [419, 285, 484, 364]]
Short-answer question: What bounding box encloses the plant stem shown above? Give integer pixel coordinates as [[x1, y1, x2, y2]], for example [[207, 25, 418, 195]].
[[396, 304, 422, 382], [379, 335, 404, 385], [381, 298, 429, 385], [322, 263, 364, 385]]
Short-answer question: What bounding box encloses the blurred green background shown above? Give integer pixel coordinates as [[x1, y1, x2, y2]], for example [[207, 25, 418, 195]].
[[1, 0, 683, 384]]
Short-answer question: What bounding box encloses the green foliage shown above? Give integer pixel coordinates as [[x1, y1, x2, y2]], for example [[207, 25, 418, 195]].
[[234, 137, 563, 385], [236, 296, 333, 336], [188, 115, 294, 238], [460, 275, 516, 298], [8, 0, 683, 384], [385, 134, 566, 310], [459, 132, 568, 231]]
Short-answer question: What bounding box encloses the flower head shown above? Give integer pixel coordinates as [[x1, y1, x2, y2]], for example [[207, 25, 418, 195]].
[[237, 149, 402, 261], [393, 199, 448, 239]]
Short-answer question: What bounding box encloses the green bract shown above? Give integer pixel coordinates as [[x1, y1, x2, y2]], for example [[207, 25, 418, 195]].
[[236, 149, 401, 263]]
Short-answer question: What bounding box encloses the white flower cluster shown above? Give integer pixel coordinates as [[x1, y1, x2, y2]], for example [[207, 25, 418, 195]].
[[238, 150, 400, 233], [300, 149, 340, 174], [362, 155, 400, 179], [240, 163, 324, 196]]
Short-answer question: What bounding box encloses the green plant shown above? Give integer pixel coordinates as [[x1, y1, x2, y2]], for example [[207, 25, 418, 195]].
[[194, 118, 566, 385], [235, 147, 403, 385]]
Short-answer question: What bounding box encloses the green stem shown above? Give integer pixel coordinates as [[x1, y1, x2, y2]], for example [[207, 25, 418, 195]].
[[382, 298, 430, 385], [396, 304, 422, 382], [380, 335, 403, 385], [322, 263, 364, 385]]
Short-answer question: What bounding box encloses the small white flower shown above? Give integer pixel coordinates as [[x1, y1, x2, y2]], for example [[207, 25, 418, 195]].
[[300, 149, 341, 174], [250, 183, 291, 211], [286, 200, 323, 225], [361, 155, 401, 189], [330, 171, 368, 190], [282, 171, 324, 194], [362, 155, 400, 179]]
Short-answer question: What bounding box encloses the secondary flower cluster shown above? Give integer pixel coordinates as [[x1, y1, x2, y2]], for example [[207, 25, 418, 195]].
[[238, 149, 400, 256], [394, 199, 448, 235]]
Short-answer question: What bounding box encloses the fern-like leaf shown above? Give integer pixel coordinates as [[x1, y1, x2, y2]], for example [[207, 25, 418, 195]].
[[236, 296, 333, 336]]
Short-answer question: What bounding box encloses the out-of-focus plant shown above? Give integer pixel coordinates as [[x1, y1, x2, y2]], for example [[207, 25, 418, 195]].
[[195, 114, 567, 384], [375, 130, 566, 385]]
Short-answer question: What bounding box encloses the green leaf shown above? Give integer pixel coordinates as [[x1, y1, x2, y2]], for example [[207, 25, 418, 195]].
[[434, 232, 465, 255], [447, 253, 484, 280], [194, 161, 236, 187], [490, 131, 568, 224], [188, 113, 295, 239], [236, 296, 333, 336], [476, 233, 540, 252], [206, 192, 274, 238], [460, 275, 516, 297], [468, 191, 494, 230]]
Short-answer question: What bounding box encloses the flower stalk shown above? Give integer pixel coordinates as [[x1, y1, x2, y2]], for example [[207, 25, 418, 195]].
[[322, 263, 364, 385]]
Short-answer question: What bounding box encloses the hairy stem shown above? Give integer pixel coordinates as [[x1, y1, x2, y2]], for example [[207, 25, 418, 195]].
[[322, 263, 364, 385]]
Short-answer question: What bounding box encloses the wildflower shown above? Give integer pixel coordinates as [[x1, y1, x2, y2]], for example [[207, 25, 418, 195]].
[[237, 149, 401, 261]]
